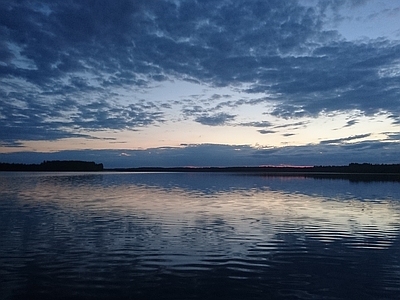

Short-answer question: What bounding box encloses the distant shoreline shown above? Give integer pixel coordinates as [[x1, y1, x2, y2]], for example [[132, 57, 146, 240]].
[[1, 162, 400, 179], [103, 166, 400, 182], [0, 160, 104, 172], [105, 163, 400, 174]]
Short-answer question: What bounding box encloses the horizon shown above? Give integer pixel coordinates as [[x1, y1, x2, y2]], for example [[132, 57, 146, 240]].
[[1, 0, 400, 167], [2, 160, 399, 170]]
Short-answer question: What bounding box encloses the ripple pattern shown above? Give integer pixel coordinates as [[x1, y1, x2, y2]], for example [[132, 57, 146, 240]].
[[1, 172, 400, 299]]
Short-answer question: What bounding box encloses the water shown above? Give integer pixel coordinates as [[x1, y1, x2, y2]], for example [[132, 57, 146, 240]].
[[1, 172, 400, 299]]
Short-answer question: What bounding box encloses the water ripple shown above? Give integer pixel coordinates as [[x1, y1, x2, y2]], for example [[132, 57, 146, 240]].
[[1, 172, 400, 299]]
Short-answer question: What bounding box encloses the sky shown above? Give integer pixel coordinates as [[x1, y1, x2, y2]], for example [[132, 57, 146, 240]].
[[1, 0, 400, 168]]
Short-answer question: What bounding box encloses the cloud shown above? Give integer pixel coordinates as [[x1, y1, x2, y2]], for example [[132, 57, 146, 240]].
[[320, 133, 371, 144], [0, 140, 24, 148], [0, 0, 400, 146], [239, 121, 272, 128], [0, 94, 164, 142], [195, 113, 236, 126], [273, 121, 308, 129], [384, 132, 400, 141], [389, 115, 400, 124], [2, 141, 399, 167], [181, 105, 206, 118], [258, 130, 276, 135], [343, 119, 358, 127]]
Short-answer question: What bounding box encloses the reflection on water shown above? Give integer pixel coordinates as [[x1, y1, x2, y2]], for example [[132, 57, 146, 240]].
[[1, 172, 400, 299]]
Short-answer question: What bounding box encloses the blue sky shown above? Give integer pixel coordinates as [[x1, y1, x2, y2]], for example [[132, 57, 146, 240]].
[[1, 0, 400, 167]]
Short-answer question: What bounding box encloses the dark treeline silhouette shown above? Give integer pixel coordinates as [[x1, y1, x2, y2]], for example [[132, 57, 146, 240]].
[[0, 160, 103, 172], [312, 163, 400, 174], [108, 163, 400, 182], [109, 163, 400, 174], [1, 161, 399, 174]]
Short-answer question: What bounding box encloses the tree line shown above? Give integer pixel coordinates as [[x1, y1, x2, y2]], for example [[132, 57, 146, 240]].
[[311, 163, 400, 174], [1, 161, 399, 173], [109, 163, 400, 173], [0, 160, 103, 171]]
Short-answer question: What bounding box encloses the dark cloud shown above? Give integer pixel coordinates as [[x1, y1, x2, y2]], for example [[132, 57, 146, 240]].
[[181, 105, 206, 118], [0, 140, 24, 148], [320, 133, 371, 144], [258, 130, 276, 135], [388, 115, 400, 124], [0, 0, 399, 145], [0, 93, 164, 142], [72, 101, 164, 130], [344, 119, 358, 127], [239, 121, 272, 128], [195, 113, 236, 126], [2, 141, 399, 167], [160, 103, 172, 109], [273, 121, 308, 129], [384, 132, 400, 141]]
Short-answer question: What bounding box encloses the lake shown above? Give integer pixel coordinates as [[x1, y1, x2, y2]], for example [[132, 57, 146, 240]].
[[1, 172, 400, 299]]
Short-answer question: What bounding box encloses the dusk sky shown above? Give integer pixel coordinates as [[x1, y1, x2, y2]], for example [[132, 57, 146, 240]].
[[1, 0, 400, 167]]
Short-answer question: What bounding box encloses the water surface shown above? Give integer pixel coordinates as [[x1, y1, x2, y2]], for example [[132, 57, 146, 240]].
[[1, 172, 400, 299]]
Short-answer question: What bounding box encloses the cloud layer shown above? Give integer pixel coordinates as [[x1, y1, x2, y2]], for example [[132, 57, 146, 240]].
[[1, 0, 400, 165], [1, 141, 400, 168]]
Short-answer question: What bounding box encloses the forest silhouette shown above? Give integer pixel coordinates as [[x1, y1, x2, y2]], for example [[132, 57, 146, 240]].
[[0, 160, 103, 171]]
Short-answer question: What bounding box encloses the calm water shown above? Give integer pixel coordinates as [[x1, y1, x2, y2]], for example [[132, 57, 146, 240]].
[[1, 172, 400, 299]]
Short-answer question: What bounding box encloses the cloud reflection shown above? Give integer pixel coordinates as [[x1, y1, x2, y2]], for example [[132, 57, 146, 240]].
[[2, 172, 400, 299], [4, 172, 399, 251]]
